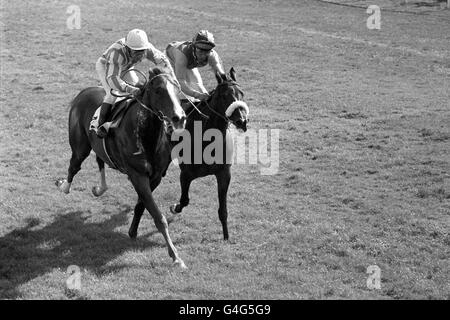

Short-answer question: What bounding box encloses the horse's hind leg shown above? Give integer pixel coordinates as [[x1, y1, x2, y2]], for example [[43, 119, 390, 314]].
[[56, 128, 91, 194], [92, 156, 108, 196], [215, 167, 231, 240], [170, 170, 194, 214]]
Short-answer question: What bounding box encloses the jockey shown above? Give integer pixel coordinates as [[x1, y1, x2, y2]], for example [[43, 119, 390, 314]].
[[165, 30, 225, 108], [91, 29, 177, 138]]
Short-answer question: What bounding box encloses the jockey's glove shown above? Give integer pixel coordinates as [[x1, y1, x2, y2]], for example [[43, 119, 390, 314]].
[[127, 86, 141, 97], [197, 92, 210, 101]]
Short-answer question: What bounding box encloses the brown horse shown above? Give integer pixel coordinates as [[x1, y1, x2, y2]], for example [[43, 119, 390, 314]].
[[167, 67, 249, 240], [56, 66, 188, 268]]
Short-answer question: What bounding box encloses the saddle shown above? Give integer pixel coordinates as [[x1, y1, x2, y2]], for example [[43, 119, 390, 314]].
[[90, 97, 134, 134], [90, 97, 138, 173]]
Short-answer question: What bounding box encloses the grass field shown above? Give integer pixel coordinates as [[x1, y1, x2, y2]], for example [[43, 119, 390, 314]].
[[0, 0, 449, 299]]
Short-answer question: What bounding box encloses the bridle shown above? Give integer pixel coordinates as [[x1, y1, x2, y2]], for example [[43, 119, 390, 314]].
[[184, 80, 246, 126], [112, 70, 178, 123]]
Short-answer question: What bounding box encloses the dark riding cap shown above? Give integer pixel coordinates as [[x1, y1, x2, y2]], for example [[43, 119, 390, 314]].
[[192, 30, 215, 50]]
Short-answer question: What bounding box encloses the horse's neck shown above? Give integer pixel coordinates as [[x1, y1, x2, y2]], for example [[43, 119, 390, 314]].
[[141, 114, 166, 155], [202, 99, 228, 132]]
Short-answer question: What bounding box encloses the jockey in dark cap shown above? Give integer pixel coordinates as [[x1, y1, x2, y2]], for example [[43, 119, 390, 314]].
[[165, 30, 226, 108]]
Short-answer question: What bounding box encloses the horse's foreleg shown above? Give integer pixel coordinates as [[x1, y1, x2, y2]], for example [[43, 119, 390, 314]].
[[170, 170, 194, 214], [129, 176, 162, 239], [216, 167, 231, 240], [92, 156, 108, 196], [129, 172, 186, 269], [128, 198, 145, 239]]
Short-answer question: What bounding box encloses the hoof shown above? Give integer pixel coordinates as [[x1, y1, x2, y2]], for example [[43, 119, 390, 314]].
[[55, 179, 64, 188], [92, 186, 107, 197], [170, 204, 181, 214], [173, 259, 187, 269], [56, 179, 70, 194]]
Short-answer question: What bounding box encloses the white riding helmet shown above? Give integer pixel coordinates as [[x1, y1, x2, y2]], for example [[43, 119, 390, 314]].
[[125, 29, 151, 50]]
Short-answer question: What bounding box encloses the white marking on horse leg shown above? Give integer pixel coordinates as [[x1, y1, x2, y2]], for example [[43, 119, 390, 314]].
[[173, 258, 187, 269], [58, 179, 71, 194], [170, 203, 182, 214], [92, 167, 108, 197]]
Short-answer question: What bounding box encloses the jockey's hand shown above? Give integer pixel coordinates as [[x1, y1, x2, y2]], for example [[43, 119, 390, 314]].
[[176, 81, 182, 92], [197, 92, 210, 101], [129, 87, 141, 97], [174, 79, 181, 90]]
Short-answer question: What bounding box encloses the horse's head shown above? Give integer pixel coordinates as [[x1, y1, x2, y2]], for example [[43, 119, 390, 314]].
[[211, 67, 249, 132], [141, 67, 186, 131]]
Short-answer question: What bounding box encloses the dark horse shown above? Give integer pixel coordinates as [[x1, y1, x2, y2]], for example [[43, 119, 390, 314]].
[[56, 67, 188, 268], [168, 67, 249, 240]]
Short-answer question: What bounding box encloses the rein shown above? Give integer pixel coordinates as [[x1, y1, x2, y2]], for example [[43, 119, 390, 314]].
[[204, 99, 230, 123], [110, 89, 166, 122], [181, 91, 210, 119], [186, 80, 241, 124], [148, 73, 179, 88], [111, 72, 178, 123]]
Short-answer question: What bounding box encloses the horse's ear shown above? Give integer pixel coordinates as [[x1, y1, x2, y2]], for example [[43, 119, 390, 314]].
[[229, 67, 236, 82], [215, 71, 224, 84]]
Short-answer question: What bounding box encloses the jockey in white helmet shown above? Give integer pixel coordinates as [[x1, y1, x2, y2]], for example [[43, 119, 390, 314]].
[[165, 30, 225, 108], [91, 29, 178, 138]]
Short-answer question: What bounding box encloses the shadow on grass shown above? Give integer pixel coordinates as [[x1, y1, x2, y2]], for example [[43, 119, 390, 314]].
[[0, 208, 161, 299]]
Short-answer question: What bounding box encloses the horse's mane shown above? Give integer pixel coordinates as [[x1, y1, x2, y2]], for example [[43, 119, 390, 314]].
[[148, 66, 170, 78], [138, 66, 173, 155], [207, 74, 236, 97]]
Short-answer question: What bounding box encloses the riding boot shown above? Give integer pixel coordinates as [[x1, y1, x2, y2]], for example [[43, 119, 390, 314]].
[[97, 102, 112, 139]]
